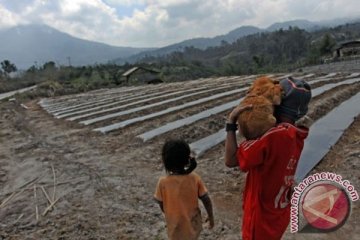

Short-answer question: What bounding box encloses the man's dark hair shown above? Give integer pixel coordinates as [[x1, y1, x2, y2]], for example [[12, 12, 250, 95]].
[[162, 139, 197, 175]]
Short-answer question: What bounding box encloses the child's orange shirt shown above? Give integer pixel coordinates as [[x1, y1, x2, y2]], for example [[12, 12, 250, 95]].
[[154, 172, 208, 240]]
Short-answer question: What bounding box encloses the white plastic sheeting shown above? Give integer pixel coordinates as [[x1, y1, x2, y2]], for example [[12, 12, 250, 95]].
[[138, 98, 244, 141], [64, 80, 253, 121], [57, 86, 210, 119], [83, 86, 245, 126], [94, 87, 248, 133]]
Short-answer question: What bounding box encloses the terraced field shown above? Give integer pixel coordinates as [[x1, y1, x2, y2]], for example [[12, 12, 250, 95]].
[[0, 72, 359, 239]]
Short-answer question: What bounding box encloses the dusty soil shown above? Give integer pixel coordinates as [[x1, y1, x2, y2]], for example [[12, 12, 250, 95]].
[[0, 74, 359, 240]]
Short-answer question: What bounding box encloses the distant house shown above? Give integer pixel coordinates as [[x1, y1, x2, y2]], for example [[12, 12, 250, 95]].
[[122, 67, 163, 84], [333, 40, 360, 58]]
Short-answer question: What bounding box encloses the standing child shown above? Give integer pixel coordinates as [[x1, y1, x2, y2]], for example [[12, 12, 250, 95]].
[[154, 139, 214, 240]]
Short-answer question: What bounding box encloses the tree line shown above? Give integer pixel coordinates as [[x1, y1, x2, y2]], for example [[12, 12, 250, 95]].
[[0, 62, 127, 96]]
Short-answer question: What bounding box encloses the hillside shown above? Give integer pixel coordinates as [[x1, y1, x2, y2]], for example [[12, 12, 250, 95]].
[[116, 17, 360, 64], [118, 26, 263, 64], [0, 24, 151, 69], [131, 22, 360, 81]]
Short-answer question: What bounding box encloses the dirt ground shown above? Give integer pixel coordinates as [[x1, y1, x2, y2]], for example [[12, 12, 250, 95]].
[[0, 75, 359, 240]]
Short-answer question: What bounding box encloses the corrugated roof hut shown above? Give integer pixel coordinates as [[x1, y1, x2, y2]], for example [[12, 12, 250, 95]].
[[122, 67, 162, 84], [333, 40, 360, 58]]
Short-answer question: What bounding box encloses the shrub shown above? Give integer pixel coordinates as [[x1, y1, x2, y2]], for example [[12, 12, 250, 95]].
[[38, 80, 64, 96]]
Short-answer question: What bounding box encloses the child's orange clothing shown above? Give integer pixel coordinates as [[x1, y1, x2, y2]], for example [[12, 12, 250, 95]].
[[154, 172, 208, 240]]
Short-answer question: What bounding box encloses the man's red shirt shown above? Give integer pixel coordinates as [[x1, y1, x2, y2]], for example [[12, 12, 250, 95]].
[[237, 123, 309, 240]]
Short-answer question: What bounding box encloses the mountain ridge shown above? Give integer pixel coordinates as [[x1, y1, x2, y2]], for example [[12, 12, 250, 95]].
[[1, 17, 359, 69], [115, 17, 360, 64], [0, 24, 151, 69]]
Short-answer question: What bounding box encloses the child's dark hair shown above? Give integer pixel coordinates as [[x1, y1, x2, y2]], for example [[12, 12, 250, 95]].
[[162, 139, 197, 175]]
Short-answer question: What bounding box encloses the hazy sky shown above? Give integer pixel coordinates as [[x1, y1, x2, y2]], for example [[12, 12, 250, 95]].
[[0, 0, 359, 48]]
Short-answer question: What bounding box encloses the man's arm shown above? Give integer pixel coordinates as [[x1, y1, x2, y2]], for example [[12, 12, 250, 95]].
[[224, 128, 239, 167], [224, 105, 252, 168], [200, 194, 214, 229]]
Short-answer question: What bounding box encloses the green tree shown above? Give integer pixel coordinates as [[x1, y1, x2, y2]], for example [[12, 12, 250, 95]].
[[253, 55, 265, 68], [319, 34, 336, 55], [43, 61, 56, 70], [27, 65, 38, 73], [1, 60, 17, 76]]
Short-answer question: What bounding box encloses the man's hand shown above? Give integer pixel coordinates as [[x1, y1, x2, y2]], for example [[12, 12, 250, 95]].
[[296, 115, 313, 128], [228, 105, 253, 123], [225, 104, 253, 168]]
